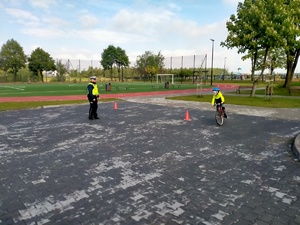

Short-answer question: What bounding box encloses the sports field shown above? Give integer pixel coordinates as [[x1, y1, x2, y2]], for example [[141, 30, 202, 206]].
[[0, 82, 205, 97]]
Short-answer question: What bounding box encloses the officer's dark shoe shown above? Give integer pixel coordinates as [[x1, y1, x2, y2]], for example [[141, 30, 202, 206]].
[[94, 117, 100, 119], [88, 116, 94, 120], [224, 113, 228, 118]]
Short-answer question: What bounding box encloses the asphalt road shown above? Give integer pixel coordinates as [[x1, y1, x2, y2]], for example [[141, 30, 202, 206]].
[[0, 99, 300, 225]]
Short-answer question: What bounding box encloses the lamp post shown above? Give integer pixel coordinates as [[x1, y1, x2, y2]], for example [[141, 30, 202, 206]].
[[210, 39, 214, 86], [223, 57, 226, 80], [121, 61, 124, 82]]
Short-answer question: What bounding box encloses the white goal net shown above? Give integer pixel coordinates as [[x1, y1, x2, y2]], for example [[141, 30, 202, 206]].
[[156, 74, 174, 84]]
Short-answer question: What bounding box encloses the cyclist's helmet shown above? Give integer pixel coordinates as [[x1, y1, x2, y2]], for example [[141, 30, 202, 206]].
[[212, 87, 220, 91]]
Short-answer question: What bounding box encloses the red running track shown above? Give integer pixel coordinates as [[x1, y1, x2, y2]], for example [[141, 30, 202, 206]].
[[0, 84, 237, 102]]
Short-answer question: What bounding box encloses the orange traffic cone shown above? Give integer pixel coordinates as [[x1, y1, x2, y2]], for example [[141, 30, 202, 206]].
[[114, 101, 118, 110], [184, 110, 191, 121]]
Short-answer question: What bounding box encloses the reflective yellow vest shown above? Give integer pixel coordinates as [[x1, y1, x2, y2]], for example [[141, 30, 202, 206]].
[[211, 91, 225, 104], [88, 82, 99, 95]]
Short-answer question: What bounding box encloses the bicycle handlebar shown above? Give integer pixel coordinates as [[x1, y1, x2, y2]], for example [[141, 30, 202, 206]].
[[214, 103, 224, 106]]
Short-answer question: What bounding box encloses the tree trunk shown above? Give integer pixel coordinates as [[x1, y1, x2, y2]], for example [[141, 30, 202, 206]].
[[13, 70, 17, 83], [110, 68, 113, 81], [250, 50, 258, 82], [250, 48, 268, 97], [283, 49, 300, 88], [251, 81, 258, 97], [40, 70, 44, 82], [284, 60, 293, 88], [270, 67, 275, 81]]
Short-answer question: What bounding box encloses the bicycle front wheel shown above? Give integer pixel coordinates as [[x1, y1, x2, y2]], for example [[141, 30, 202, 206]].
[[215, 112, 224, 126]]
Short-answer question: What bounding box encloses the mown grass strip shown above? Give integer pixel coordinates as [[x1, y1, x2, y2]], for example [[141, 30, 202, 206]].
[[166, 95, 300, 108], [0, 82, 203, 97]]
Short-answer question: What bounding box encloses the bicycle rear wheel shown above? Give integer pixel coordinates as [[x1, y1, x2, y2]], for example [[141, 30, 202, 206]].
[[215, 112, 224, 126]]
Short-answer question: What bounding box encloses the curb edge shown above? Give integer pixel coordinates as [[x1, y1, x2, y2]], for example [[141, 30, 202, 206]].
[[292, 133, 300, 161]]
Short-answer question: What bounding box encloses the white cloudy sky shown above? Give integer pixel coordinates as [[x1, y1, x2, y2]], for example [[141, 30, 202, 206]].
[[1, 0, 293, 73]]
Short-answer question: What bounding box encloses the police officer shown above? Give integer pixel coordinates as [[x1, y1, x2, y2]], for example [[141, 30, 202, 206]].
[[87, 76, 100, 120]]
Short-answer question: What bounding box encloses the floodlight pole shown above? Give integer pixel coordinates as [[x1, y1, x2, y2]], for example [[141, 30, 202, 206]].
[[121, 61, 124, 82], [223, 57, 226, 80], [210, 39, 214, 86]]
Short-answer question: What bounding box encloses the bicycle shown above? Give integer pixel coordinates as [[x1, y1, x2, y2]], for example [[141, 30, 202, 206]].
[[214, 103, 225, 126]]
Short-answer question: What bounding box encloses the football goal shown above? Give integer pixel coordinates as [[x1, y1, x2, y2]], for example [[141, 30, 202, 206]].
[[156, 74, 174, 84]]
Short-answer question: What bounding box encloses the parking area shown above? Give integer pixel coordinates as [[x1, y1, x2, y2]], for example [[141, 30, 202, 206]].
[[1, 100, 300, 225]]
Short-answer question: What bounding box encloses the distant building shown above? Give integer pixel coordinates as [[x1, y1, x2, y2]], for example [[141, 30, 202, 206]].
[[43, 70, 57, 77]]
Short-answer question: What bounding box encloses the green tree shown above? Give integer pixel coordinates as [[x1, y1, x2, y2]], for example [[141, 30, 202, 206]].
[[17, 66, 33, 82], [135, 51, 165, 82], [0, 39, 27, 82], [221, 0, 264, 88], [179, 68, 193, 83], [28, 48, 55, 82], [266, 49, 286, 78], [81, 66, 102, 79], [100, 45, 129, 81], [222, 0, 300, 91], [279, 0, 300, 87], [243, 48, 286, 79], [56, 60, 67, 82], [70, 69, 78, 78]]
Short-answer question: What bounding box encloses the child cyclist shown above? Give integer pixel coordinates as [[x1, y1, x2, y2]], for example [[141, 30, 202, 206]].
[[211, 87, 227, 118]]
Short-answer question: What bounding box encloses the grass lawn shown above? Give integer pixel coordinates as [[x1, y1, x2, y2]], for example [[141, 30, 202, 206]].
[[0, 82, 204, 97], [166, 94, 300, 108], [167, 81, 300, 108], [0, 81, 299, 110], [0, 82, 203, 111]]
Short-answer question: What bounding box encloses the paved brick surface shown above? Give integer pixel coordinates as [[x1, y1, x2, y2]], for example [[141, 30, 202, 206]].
[[0, 99, 300, 225]]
